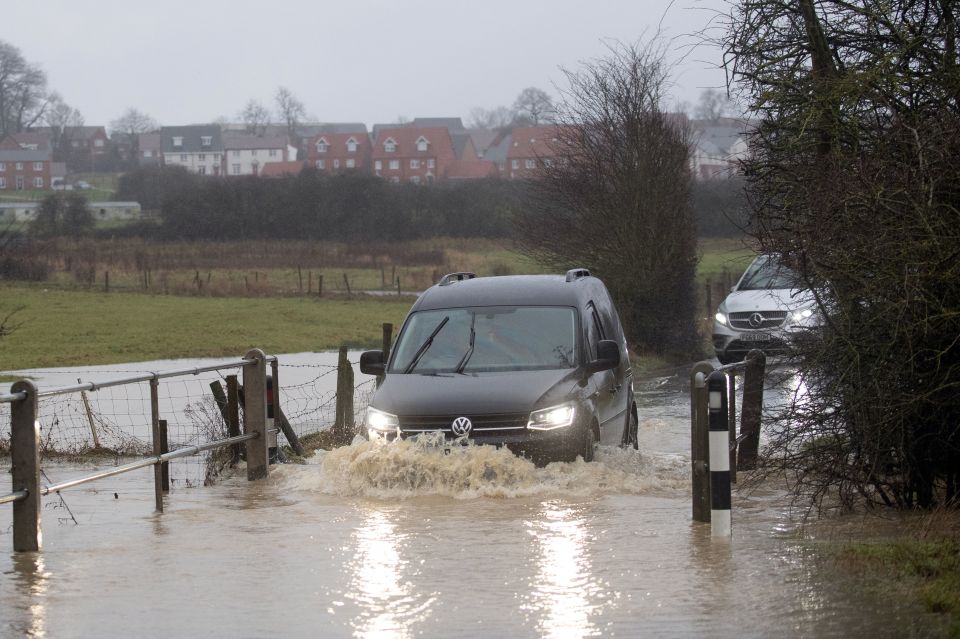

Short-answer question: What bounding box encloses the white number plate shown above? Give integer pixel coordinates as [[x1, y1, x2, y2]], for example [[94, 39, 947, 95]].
[[740, 332, 772, 342]]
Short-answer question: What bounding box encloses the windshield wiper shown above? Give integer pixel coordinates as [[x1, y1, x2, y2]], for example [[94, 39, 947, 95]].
[[404, 316, 450, 373], [454, 315, 477, 374]]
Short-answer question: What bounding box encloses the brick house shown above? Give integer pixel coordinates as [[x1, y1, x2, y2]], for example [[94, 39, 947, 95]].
[[0, 135, 52, 190], [504, 125, 572, 179], [305, 125, 371, 174], [62, 126, 110, 171], [260, 160, 306, 177], [160, 125, 224, 176], [138, 133, 162, 167]]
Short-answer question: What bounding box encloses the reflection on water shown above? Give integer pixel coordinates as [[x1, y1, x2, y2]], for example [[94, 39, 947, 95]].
[[9, 554, 50, 638], [524, 502, 603, 639], [347, 508, 434, 639]]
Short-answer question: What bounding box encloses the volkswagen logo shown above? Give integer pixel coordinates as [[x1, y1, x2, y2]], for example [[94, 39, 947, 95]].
[[451, 416, 473, 437], [748, 312, 765, 329]]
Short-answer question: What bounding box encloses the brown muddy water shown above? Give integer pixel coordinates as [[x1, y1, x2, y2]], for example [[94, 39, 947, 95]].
[[0, 363, 946, 638]]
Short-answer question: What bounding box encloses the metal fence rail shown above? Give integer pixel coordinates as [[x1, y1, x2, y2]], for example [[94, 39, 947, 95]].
[[1, 349, 274, 552]]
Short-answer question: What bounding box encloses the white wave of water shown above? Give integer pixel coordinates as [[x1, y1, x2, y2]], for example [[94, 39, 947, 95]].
[[274, 434, 690, 500]]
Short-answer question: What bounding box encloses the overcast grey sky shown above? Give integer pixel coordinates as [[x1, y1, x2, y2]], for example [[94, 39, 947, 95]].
[[6, 0, 729, 128]]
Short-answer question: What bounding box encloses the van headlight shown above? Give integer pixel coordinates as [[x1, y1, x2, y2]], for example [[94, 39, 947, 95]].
[[365, 407, 399, 432], [715, 312, 728, 326], [527, 403, 576, 431], [791, 307, 814, 323]]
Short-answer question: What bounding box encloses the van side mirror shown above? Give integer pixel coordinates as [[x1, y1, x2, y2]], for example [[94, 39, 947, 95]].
[[360, 350, 386, 376], [587, 339, 620, 374]]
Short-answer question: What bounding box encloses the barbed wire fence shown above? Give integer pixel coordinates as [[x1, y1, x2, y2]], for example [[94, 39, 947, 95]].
[[0, 359, 375, 486]]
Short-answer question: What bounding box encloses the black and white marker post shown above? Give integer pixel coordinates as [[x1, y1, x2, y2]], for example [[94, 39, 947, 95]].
[[708, 371, 732, 537]]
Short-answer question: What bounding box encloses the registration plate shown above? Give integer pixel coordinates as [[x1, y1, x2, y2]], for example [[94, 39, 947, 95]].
[[740, 332, 772, 342]]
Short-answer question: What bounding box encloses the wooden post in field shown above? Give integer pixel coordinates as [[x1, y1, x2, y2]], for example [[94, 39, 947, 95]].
[[271, 358, 305, 457], [378, 323, 393, 388], [78, 378, 101, 449], [332, 345, 355, 446], [737, 349, 766, 471], [381, 265, 386, 288], [104, 271, 109, 293], [298, 265, 303, 293], [343, 273, 352, 296], [226, 375, 241, 464], [318, 275, 324, 298], [308, 271, 312, 295], [244, 275, 250, 294], [396, 277, 401, 296], [12, 380, 41, 552], [243, 349, 268, 480], [690, 361, 714, 523]]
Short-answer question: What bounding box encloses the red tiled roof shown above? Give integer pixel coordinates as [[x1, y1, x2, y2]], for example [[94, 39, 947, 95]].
[[308, 130, 369, 151], [445, 159, 500, 179], [260, 161, 305, 177], [506, 125, 573, 159], [371, 127, 455, 160]]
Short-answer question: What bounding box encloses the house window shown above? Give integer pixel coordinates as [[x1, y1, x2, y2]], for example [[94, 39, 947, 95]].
[[180, 154, 188, 162], [144, 150, 153, 158], [72, 140, 80, 148], [199, 154, 206, 161], [333, 159, 340, 169], [0, 162, 5, 171], [525, 159, 536, 169], [233, 150, 240, 157], [410, 175, 421, 185], [232, 164, 241, 175], [511, 159, 519, 169], [201, 136, 212, 146], [198, 166, 206, 175], [173, 136, 183, 147], [0, 177, 5, 189], [427, 159, 435, 169], [410, 159, 420, 169], [316, 159, 325, 169], [316, 139, 328, 153], [16, 176, 24, 190], [269, 149, 277, 157], [251, 149, 258, 157], [15, 163, 23, 170], [346, 158, 355, 169], [543, 158, 553, 167], [374, 160, 382, 171], [346, 138, 358, 153], [94, 139, 104, 147], [384, 138, 397, 153], [33, 162, 43, 171], [388, 159, 399, 170], [33, 177, 43, 188]]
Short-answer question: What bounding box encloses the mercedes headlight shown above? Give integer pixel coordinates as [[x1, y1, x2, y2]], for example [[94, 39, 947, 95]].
[[365, 407, 399, 433], [791, 307, 814, 323], [715, 312, 728, 326], [527, 403, 576, 431]]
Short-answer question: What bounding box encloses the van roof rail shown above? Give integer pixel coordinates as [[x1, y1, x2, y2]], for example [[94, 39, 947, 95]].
[[438, 272, 477, 286], [565, 268, 591, 282]]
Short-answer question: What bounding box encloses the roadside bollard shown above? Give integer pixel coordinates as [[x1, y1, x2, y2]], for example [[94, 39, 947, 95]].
[[708, 371, 732, 537]]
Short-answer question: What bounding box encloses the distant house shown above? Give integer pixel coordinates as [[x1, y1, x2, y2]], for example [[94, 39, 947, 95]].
[[505, 125, 570, 179], [0, 135, 53, 191], [371, 126, 456, 185], [690, 118, 750, 180], [306, 124, 372, 174], [260, 160, 306, 177], [160, 125, 224, 176], [222, 134, 289, 176], [62, 126, 110, 171], [138, 133, 162, 167]]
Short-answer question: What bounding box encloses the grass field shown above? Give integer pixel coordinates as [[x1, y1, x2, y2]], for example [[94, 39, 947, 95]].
[[0, 237, 757, 370], [0, 286, 411, 370]]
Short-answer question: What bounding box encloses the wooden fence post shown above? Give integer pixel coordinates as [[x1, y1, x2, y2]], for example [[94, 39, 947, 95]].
[[690, 361, 714, 523], [737, 349, 766, 471], [78, 378, 101, 449], [226, 375, 241, 464], [11, 380, 41, 552], [159, 419, 170, 491], [271, 358, 305, 457], [242, 349, 268, 480], [343, 273, 352, 296], [332, 345, 355, 446], [318, 275, 324, 298], [150, 378, 163, 513]]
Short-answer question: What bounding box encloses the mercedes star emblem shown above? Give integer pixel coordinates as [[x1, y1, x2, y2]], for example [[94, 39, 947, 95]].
[[748, 312, 765, 328]]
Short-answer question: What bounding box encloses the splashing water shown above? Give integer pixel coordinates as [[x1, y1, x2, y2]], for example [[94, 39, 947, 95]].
[[275, 433, 690, 500]]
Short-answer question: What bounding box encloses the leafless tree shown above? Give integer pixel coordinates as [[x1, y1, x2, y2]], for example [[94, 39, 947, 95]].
[[692, 88, 733, 121], [516, 40, 699, 357], [512, 87, 555, 126], [723, 0, 960, 510], [467, 105, 516, 130], [0, 40, 52, 135], [43, 94, 84, 159], [240, 99, 271, 135], [109, 107, 157, 166], [275, 86, 306, 144]]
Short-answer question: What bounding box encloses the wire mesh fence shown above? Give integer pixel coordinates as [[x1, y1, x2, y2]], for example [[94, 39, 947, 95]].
[[0, 359, 374, 484]]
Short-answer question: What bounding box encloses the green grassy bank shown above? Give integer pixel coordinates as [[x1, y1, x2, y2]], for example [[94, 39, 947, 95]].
[[0, 285, 411, 370]]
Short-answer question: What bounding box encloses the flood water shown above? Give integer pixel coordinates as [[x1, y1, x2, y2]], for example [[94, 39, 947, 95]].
[[0, 361, 945, 638]]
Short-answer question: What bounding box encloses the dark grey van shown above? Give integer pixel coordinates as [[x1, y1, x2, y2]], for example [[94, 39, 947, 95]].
[[359, 270, 638, 464]]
